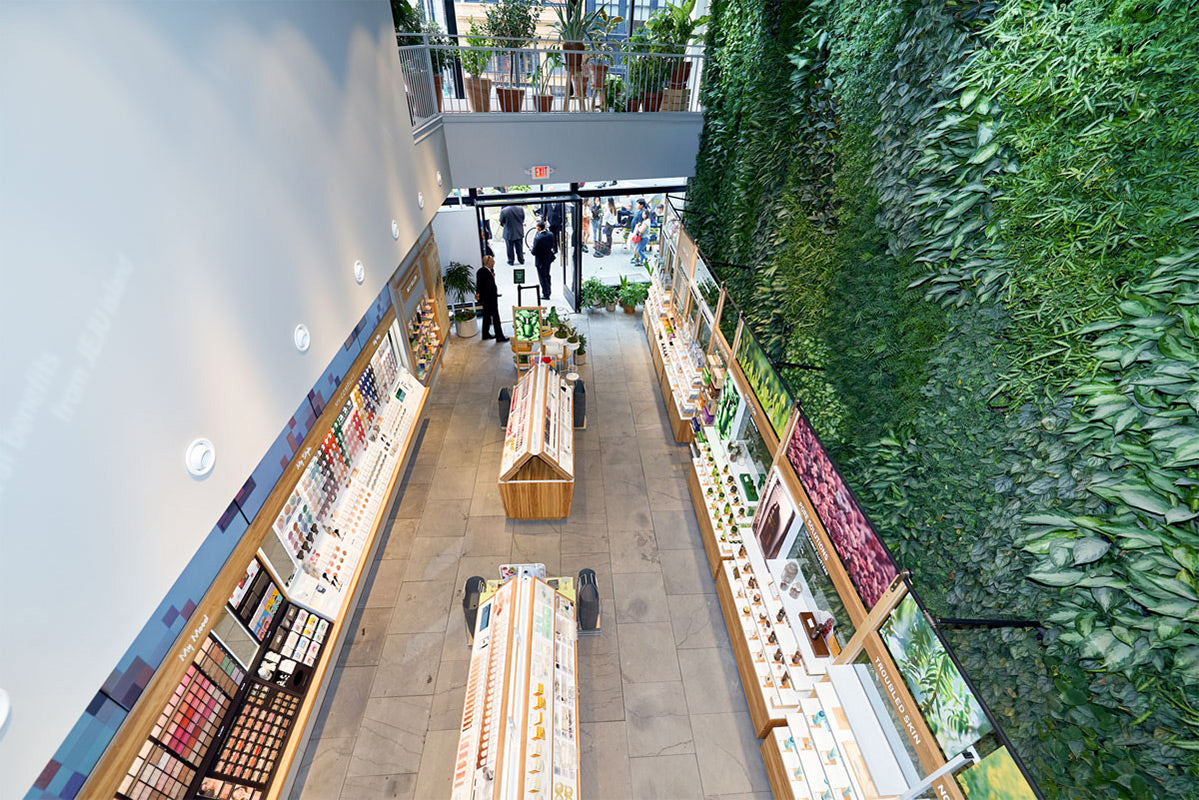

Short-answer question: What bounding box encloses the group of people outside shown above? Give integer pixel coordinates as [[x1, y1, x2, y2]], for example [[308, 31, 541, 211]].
[[583, 197, 662, 268]]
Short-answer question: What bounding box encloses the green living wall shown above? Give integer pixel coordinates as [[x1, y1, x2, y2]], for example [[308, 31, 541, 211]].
[[690, 0, 1199, 795]]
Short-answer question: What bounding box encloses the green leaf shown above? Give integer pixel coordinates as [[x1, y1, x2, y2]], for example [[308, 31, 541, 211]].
[[1115, 486, 1171, 517], [967, 141, 1000, 165], [960, 86, 979, 109], [1029, 569, 1086, 587], [1072, 536, 1111, 565]]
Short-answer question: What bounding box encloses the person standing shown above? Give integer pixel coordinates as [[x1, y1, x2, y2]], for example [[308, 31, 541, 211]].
[[499, 204, 526, 266], [581, 201, 592, 252], [546, 202, 565, 254], [532, 220, 557, 301], [590, 199, 603, 247], [476, 252, 508, 342], [603, 199, 618, 250], [630, 198, 649, 265]]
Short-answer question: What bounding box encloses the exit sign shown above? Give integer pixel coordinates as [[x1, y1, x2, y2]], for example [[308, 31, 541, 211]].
[[531, 165, 550, 180]]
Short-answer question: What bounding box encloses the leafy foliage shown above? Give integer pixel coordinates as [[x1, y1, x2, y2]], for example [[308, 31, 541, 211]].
[[692, 0, 1199, 795]]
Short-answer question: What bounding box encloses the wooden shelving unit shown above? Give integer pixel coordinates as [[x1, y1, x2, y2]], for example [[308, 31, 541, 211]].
[[498, 363, 574, 519]]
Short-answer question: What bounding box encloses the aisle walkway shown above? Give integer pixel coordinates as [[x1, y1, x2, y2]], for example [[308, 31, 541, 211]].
[[288, 310, 769, 800]]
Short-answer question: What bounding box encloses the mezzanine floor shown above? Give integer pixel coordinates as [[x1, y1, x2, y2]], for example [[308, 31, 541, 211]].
[[288, 309, 769, 800]]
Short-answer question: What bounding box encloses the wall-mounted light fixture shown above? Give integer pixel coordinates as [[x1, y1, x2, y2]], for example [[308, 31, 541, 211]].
[[436, 171, 443, 186], [185, 439, 216, 478], [418, 192, 425, 209], [294, 324, 311, 352], [354, 260, 365, 285], [391, 219, 400, 240]]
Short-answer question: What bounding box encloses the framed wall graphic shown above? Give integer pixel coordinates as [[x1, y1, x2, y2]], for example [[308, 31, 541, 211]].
[[786, 409, 898, 608], [880, 596, 993, 760], [734, 324, 792, 438], [957, 746, 1038, 799], [714, 380, 740, 441], [751, 469, 798, 561]]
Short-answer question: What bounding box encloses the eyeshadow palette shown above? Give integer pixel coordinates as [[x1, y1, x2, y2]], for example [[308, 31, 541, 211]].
[[206, 680, 301, 789], [150, 664, 230, 765], [116, 741, 196, 800], [228, 558, 283, 642]]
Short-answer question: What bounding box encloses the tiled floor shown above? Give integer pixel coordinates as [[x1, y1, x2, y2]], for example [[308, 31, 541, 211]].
[[288, 311, 770, 800]]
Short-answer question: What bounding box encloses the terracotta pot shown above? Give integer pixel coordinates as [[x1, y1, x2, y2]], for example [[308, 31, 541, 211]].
[[668, 60, 691, 89], [623, 304, 635, 314], [563, 41, 586, 72], [433, 73, 443, 112], [590, 62, 610, 85], [465, 76, 492, 112], [624, 97, 640, 113], [640, 91, 663, 112], [496, 87, 526, 112], [534, 94, 554, 112]]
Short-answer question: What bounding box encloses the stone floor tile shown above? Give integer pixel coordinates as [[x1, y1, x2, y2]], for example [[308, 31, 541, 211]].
[[427, 659, 470, 731], [339, 607, 392, 668], [605, 492, 654, 531], [651, 508, 704, 551], [613, 571, 671, 623], [388, 580, 454, 634], [338, 773, 417, 800], [361, 558, 406, 609], [690, 711, 770, 796], [578, 649, 624, 723], [346, 695, 432, 777], [411, 729, 459, 799], [608, 529, 660, 573], [371, 633, 442, 697], [416, 497, 471, 537], [679, 646, 744, 715], [580, 721, 633, 800], [668, 594, 727, 651], [624, 682, 694, 757], [659, 547, 716, 596], [312, 666, 375, 740], [290, 736, 354, 800], [629, 753, 705, 800], [618, 622, 681, 683]]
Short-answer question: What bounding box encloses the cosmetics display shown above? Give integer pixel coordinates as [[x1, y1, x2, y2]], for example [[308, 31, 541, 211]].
[[200, 680, 301, 798], [499, 362, 574, 520], [228, 558, 284, 643], [691, 430, 760, 570], [116, 636, 246, 800], [267, 329, 425, 619], [761, 686, 875, 800], [645, 278, 703, 418], [452, 575, 579, 800], [406, 295, 442, 382]]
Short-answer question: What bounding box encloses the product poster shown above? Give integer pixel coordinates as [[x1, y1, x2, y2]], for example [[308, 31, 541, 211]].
[[513, 307, 542, 342], [714, 381, 740, 441], [734, 325, 792, 438], [880, 596, 992, 760], [786, 410, 898, 608], [752, 469, 798, 560], [957, 747, 1038, 800]]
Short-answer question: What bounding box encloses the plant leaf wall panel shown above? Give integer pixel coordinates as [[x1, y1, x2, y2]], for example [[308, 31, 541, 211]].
[[692, 0, 1199, 795]]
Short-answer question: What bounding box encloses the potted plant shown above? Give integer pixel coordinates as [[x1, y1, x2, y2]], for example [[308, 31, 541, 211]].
[[566, 330, 580, 358], [625, 28, 666, 112], [580, 276, 605, 308], [486, 0, 539, 112], [553, 0, 601, 106], [604, 73, 629, 112], [530, 51, 563, 112], [618, 278, 647, 313], [602, 284, 618, 311], [648, 0, 708, 89], [443, 261, 478, 336], [454, 308, 479, 337], [574, 333, 588, 365], [423, 19, 452, 112], [587, 9, 623, 95], [460, 23, 493, 112]]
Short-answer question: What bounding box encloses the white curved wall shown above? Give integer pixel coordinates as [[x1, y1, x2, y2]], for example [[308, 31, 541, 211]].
[[0, 2, 448, 794]]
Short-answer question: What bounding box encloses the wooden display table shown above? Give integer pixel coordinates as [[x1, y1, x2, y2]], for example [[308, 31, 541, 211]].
[[499, 362, 574, 519], [451, 574, 580, 800]]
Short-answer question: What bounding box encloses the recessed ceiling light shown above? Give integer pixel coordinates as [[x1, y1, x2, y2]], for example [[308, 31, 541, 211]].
[[294, 324, 311, 352], [185, 439, 216, 478]]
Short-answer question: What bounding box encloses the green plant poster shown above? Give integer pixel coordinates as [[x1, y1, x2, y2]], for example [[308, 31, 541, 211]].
[[513, 308, 541, 342], [880, 596, 992, 759], [958, 747, 1037, 800], [735, 326, 792, 438], [715, 382, 740, 441]]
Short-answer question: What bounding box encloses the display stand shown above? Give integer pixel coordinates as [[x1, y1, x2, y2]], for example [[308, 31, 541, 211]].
[[498, 362, 574, 519], [759, 692, 880, 800], [643, 276, 700, 443], [451, 574, 580, 800], [690, 426, 760, 577]]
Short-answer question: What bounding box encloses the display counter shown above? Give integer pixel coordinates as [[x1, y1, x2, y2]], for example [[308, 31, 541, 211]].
[[643, 279, 700, 443], [99, 311, 430, 800], [499, 362, 574, 519], [690, 425, 761, 576], [760, 689, 878, 800], [451, 574, 580, 800]]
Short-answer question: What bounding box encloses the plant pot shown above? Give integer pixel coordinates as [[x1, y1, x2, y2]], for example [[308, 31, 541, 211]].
[[496, 87, 526, 112], [575, 351, 587, 365], [605, 301, 617, 312], [590, 62, 610, 86], [622, 304, 635, 314], [563, 41, 586, 72], [667, 60, 691, 89], [639, 91, 662, 112], [466, 76, 492, 112], [434, 73, 444, 112], [624, 97, 640, 113], [534, 94, 554, 112], [456, 317, 478, 338]]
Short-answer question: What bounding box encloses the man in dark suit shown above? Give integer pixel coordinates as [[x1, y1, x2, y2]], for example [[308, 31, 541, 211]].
[[531, 220, 557, 301], [544, 201, 565, 253], [476, 252, 507, 342], [499, 204, 526, 266]]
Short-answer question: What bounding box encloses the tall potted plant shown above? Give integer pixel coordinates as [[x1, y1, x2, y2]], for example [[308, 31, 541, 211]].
[[624, 29, 665, 112], [460, 23, 493, 112], [443, 261, 478, 337], [530, 51, 563, 112], [649, 0, 709, 89], [486, 0, 539, 112], [553, 0, 601, 107], [587, 9, 623, 102], [423, 19, 452, 112]]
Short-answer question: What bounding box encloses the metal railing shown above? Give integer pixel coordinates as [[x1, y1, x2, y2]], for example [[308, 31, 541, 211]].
[[397, 34, 704, 126]]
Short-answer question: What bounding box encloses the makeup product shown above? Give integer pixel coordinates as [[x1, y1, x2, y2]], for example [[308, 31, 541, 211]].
[[207, 681, 300, 790]]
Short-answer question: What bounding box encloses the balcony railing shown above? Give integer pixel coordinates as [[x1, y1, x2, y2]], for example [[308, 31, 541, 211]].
[[397, 34, 704, 128]]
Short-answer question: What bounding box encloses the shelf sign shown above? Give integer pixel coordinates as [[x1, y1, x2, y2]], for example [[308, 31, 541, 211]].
[[526, 165, 554, 180]]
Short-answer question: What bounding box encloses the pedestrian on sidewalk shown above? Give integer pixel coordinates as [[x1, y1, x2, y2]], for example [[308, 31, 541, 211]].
[[499, 204, 526, 266]]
